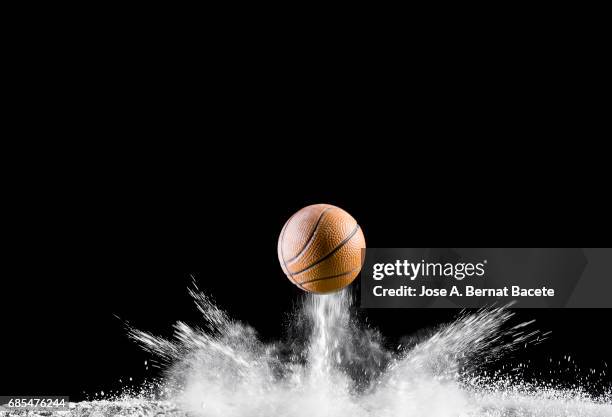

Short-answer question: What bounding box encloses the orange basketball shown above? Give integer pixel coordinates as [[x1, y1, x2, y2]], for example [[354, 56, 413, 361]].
[[278, 204, 366, 294]]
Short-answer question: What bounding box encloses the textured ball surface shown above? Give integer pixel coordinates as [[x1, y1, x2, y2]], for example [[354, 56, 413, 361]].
[[278, 204, 366, 293]]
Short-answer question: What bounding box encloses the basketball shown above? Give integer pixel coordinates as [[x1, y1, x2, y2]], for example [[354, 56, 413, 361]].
[[278, 204, 366, 293]]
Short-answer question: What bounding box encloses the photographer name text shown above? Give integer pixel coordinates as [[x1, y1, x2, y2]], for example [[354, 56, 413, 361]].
[[373, 285, 555, 297]]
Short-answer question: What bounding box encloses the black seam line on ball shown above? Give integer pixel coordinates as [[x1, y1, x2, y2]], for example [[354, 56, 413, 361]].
[[280, 213, 305, 289], [299, 266, 361, 285], [291, 224, 361, 276], [285, 206, 335, 265]]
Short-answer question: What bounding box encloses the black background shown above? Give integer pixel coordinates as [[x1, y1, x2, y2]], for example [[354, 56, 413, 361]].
[[2, 178, 611, 401], [2, 8, 611, 404]]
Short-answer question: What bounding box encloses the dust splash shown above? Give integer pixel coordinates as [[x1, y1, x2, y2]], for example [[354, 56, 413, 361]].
[[122, 283, 611, 416]]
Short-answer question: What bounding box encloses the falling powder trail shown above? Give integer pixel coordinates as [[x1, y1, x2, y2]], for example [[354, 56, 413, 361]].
[[69, 285, 611, 417]]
